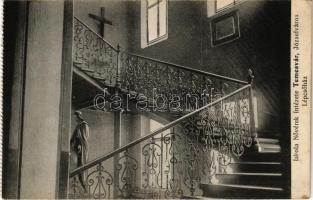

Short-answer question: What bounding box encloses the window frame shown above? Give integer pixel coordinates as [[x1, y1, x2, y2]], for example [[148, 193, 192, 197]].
[[208, 0, 246, 18], [141, 0, 168, 48]]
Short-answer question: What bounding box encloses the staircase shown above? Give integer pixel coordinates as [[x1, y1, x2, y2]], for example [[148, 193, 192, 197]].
[[201, 154, 285, 198], [69, 17, 288, 199], [198, 135, 288, 199]]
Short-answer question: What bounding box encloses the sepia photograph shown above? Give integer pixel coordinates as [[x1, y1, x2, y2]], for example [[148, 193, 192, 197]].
[[2, 0, 310, 199]]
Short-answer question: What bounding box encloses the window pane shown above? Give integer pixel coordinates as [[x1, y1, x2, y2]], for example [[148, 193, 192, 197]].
[[148, 6, 158, 42], [159, 0, 167, 37], [216, 0, 234, 10], [147, 0, 158, 7]]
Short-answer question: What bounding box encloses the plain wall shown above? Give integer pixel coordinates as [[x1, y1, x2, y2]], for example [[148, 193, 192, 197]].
[[19, 1, 64, 198]]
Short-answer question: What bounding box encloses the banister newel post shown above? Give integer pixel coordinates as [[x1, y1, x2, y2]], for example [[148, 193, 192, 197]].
[[248, 68, 254, 85], [113, 43, 122, 198], [116, 43, 121, 90], [248, 68, 257, 140]]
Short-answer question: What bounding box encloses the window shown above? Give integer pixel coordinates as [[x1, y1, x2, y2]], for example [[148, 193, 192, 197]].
[[216, 0, 234, 11], [141, 0, 168, 48], [207, 0, 244, 17]]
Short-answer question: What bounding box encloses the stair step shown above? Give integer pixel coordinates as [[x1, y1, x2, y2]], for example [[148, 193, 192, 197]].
[[68, 192, 92, 199], [206, 183, 284, 191], [256, 140, 281, 153], [182, 195, 202, 199], [258, 146, 281, 153], [130, 189, 169, 199], [200, 183, 285, 199], [230, 161, 282, 173], [215, 172, 283, 187], [257, 143, 281, 149], [257, 138, 280, 144]]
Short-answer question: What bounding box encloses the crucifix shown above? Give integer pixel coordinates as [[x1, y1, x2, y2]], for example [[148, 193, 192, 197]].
[[88, 7, 113, 38]]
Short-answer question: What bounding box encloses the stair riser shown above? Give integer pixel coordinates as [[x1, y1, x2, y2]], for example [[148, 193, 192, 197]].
[[234, 153, 282, 162], [200, 184, 286, 199], [216, 174, 284, 187], [230, 163, 282, 173], [202, 189, 285, 199]]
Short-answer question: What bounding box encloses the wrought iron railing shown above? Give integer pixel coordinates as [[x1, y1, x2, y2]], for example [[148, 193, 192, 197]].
[[73, 17, 248, 105], [69, 84, 255, 199], [73, 17, 119, 87], [119, 52, 247, 104]]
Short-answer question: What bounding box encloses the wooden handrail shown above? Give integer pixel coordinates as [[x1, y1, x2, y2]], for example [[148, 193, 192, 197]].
[[69, 84, 251, 177]]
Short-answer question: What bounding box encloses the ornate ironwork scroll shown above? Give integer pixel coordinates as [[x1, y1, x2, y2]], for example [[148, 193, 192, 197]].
[[116, 150, 139, 198], [70, 163, 113, 199], [162, 132, 184, 198], [182, 85, 253, 158], [73, 18, 118, 87], [119, 52, 246, 111], [141, 138, 163, 198]]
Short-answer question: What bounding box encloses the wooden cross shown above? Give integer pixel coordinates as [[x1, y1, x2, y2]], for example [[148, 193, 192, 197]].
[[88, 7, 113, 38]]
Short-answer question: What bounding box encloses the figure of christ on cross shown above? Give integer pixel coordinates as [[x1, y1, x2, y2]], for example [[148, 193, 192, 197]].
[[88, 7, 113, 38]]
